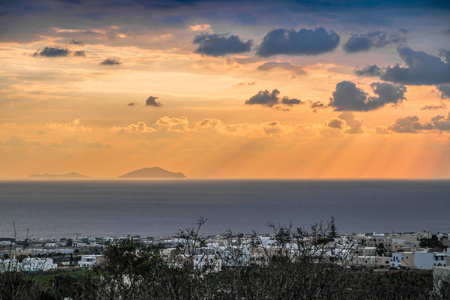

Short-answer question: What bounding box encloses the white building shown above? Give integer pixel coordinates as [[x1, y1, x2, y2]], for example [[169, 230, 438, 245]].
[[414, 252, 449, 269], [390, 252, 414, 268], [21, 258, 57, 271], [78, 255, 103, 268], [0, 258, 57, 272]]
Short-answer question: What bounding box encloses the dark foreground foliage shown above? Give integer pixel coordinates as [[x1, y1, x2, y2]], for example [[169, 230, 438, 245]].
[[1, 220, 449, 300]]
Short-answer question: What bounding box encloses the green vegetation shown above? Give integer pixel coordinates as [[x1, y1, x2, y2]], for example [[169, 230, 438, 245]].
[[419, 235, 445, 251]]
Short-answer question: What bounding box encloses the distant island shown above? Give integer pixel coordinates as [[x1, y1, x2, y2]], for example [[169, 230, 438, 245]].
[[30, 172, 88, 178], [118, 167, 186, 179]]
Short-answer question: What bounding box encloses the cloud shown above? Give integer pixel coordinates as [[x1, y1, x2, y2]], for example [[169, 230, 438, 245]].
[[440, 49, 450, 63], [263, 121, 287, 135], [431, 112, 450, 131], [194, 118, 225, 132], [327, 112, 364, 134], [421, 103, 447, 110], [245, 89, 280, 107], [384, 112, 450, 133], [114, 122, 156, 134], [343, 31, 402, 53], [328, 119, 344, 129], [145, 96, 162, 107], [381, 46, 450, 85], [155, 116, 189, 132], [281, 96, 303, 106], [193, 33, 252, 57], [194, 118, 290, 136], [257, 62, 306, 75], [33, 46, 70, 57], [338, 112, 364, 134], [329, 81, 406, 111], [128, 102, 138, 106], [100, 57, 121, 65], [309, 100, 327, 112], [244, 89, 304, 109], [233, 82, 256, 87], [189, 24, 212, 32], [46, 119, 92, 132], [256, 27, 339, 57], [355, 65, 382, 77], [73, 50, 86, 57], [69, 40, 84, 45], [387, 116, 433, 133], [437, 84, 450, 99]]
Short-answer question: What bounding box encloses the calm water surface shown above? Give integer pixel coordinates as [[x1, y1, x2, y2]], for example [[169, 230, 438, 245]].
[[0, 180, 448, 238]]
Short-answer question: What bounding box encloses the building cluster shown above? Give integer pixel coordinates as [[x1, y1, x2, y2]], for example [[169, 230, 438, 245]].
[[0, 231, 449, 274]]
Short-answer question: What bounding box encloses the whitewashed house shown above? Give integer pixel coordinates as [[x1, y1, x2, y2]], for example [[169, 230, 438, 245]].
[[415, 251, 449, 269], [78, 255, 103, 268]]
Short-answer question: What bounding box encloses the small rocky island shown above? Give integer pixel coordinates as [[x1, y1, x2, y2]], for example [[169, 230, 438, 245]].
[[118, 167, 186, 179], [29, 172, 88, 178]]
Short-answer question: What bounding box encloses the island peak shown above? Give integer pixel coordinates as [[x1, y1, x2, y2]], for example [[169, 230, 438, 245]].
[[30, 172, 88, 178], [118, 167, 186, 179]]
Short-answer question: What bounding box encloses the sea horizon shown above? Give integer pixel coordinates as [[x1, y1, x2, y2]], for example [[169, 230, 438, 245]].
[[1, 179, 449, 239]]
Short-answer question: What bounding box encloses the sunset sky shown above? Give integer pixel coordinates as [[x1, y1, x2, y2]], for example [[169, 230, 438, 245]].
[[1, 0, 449, 179]]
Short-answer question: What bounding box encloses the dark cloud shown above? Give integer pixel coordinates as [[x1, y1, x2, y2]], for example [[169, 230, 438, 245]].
[[69, 40, 84, 45], [128, 102, 138, 106], [100, 58, 121, 65], [309, 100, 327, 112], [245, 89, 280, 107], [431, 112, 450, 131], [73, 50, 86, 57], [310, 101, 326, 109], [145, 96, 161, 107], [328, 119, 344, 129], [381, 46, 450, 85], [281, 96, 303, 106], [421, 103, 447, 110], [33, 46, 70, 57], [387, 116, 433, 133], [355, 65, 382, 77], [234, 82, 256, 87], [343, 31, 392, 53], [193, 33, 252, 57], [437, 84, 450, 99], [398, 28, 408, 34], [257, 62, 306, 75], [245, 89, 304, 108], [256, 27, 340, 57], [385, 112, 450, 133], [329, 81, 406, 111]]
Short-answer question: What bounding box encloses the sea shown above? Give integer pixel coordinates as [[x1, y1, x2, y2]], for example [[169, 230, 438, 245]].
[[0, 179, 449, 239]]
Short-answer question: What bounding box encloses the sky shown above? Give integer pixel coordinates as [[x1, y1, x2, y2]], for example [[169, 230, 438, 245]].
[[0, 0, 449, 179]]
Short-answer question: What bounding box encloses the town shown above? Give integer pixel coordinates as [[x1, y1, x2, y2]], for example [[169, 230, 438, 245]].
[[1, 222, 449, 299], [1, 228, 448, 274]]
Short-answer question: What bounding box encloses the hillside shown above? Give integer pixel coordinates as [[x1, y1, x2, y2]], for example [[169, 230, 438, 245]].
[[118, 167, 186, 179], [29, 172, 88, 178]]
